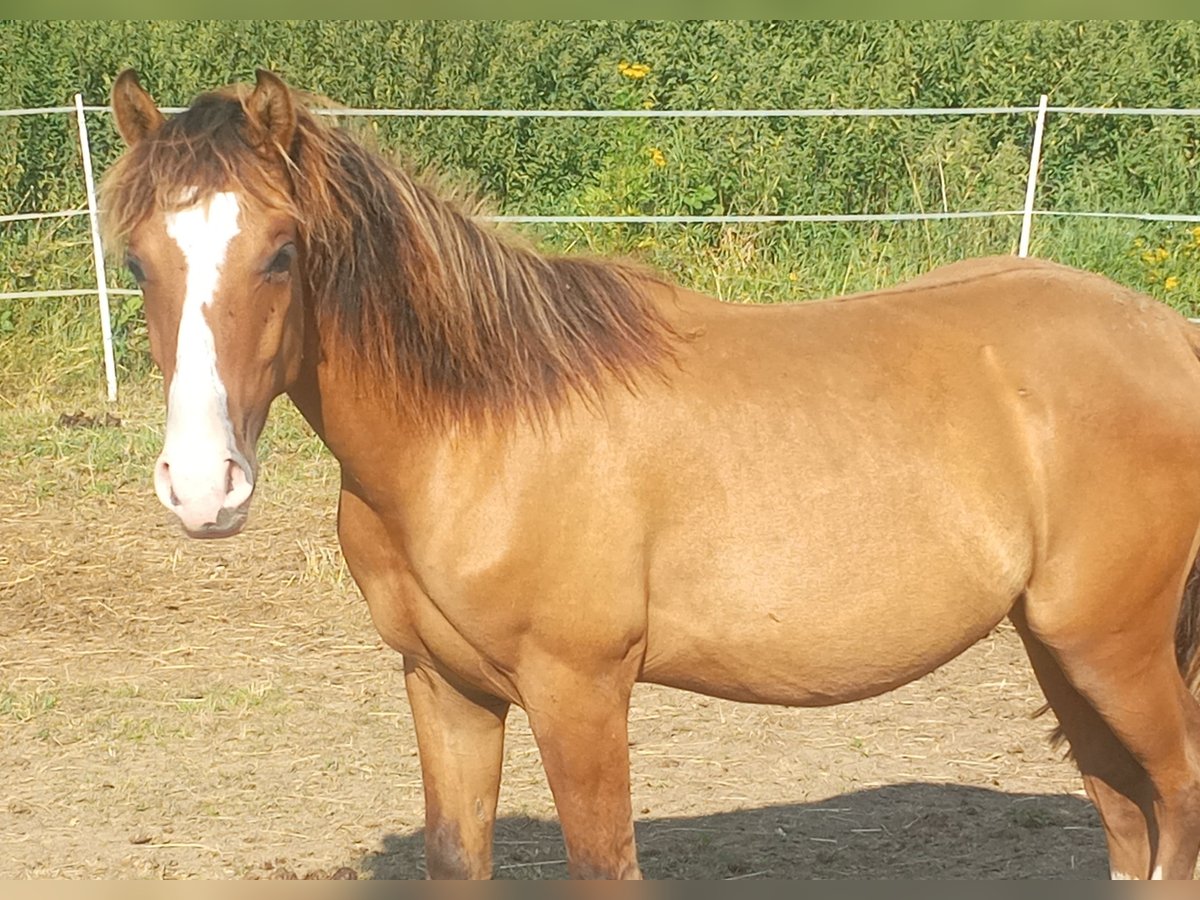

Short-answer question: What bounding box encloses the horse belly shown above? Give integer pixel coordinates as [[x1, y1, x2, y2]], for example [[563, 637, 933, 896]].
[[633, 331, 1040, 706], [638, 472, 1033, 707], [641, 576, 1014, 706]]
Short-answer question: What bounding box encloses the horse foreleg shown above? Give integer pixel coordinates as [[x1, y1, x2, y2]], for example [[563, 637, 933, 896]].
[[522, 660, 641, 879], [404, 659, 509, 879]]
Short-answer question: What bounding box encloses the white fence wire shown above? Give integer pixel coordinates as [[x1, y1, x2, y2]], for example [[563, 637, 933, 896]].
[[4, 94, 1200, 401]]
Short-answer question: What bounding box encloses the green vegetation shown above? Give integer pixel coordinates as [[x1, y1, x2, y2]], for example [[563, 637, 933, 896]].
[[4, 20, 1200, 409], [0, 688, 59, 723]]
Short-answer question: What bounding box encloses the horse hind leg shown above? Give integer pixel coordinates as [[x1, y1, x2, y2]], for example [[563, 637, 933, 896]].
[[1010, 604, 1155, 878], [1017, 577, 1200, 880]]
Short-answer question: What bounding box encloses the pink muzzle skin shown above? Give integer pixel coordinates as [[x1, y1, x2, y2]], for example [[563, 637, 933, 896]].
[[154, 450, 256, 537]]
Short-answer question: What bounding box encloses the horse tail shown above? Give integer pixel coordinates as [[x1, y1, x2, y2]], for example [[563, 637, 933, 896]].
[[1178, 550, 1200, 696], [1178, 318, 1200, 697]]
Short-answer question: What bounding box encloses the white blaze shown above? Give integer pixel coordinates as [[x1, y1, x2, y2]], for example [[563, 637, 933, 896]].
[[155, 191, 253, 527]]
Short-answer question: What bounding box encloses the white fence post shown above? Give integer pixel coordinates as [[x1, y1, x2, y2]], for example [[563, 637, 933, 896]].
[[1018, 94, 1049, 258], [74, 92, 118, 403]]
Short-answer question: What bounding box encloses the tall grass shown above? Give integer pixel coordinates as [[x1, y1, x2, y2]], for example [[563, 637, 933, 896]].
[[4, 21, 1200, 406]]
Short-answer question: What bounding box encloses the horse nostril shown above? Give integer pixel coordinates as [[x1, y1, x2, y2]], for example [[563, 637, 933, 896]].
[[224, 458, 255, 509], [155, 458, 181, 508]]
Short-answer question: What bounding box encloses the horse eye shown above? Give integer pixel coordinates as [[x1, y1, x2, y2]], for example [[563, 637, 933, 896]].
[[126, 256, 146, 283], [265, 244, 295, 279]]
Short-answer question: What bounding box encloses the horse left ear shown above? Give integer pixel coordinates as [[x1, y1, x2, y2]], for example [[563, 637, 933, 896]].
[[245, 69, 297, 155], [111, 69, 165, 147]]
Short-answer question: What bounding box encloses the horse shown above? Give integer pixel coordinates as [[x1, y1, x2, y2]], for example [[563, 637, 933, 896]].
[[101, 68, 1200, 880]]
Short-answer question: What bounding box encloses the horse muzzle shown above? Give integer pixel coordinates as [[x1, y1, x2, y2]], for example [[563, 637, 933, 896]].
[[154, 450, 256, 539]]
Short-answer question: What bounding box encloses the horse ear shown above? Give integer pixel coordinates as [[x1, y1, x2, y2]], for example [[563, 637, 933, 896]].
[[245, 69, 296, 154], [111, 69, 164, 147]]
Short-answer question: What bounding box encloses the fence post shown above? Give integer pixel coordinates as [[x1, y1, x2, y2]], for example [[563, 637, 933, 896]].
[[1018, 94, 1049, 258], [74, 92, 118, 403]]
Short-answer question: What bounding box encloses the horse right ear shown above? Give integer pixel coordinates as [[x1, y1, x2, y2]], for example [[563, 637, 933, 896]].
[[111, 69, 164, 147]]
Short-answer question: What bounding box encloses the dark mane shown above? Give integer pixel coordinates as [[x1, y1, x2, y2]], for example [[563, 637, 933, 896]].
[[101, 85, 679, 427]]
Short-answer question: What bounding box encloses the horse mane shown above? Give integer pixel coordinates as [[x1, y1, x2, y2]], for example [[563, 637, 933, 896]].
[[101, 84, 679, 427]]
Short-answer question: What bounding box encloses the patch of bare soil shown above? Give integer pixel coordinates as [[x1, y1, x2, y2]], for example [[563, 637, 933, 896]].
[[0, 471, 1173, 879]]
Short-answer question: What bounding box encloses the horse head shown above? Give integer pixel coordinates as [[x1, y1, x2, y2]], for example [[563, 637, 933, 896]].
[[107, 69, 305, 538]]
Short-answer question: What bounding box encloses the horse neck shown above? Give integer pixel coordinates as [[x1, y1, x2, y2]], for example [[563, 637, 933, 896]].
[[284, 275, 687, 509], [284, 300, 457, 507]]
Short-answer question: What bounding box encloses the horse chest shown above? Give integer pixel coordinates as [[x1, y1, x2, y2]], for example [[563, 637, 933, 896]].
[[336, 499, 527, 700]]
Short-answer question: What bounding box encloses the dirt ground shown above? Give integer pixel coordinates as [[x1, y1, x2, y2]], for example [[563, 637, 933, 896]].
[[0, 427, 1173, 880]]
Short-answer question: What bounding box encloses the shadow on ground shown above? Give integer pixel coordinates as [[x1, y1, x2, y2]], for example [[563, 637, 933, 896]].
[[358, 783, 1106, 879]]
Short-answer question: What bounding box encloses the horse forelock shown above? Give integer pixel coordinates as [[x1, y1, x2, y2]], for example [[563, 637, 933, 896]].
[[101, 89, 296, 250], [102, 80, 680, 428]]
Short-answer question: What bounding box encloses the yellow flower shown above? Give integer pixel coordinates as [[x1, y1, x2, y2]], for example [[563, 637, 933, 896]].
[[618, 60, 651, 80], [648, 146, 666, 167], [1192, 225, 1200, 244], [1156, 247, 1170, 262], [1165, 276, 1181, 290], [788, 272, 799, 282]]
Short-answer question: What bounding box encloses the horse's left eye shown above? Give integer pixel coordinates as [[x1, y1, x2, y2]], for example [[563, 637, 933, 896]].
[[265, 244, 295, 281]]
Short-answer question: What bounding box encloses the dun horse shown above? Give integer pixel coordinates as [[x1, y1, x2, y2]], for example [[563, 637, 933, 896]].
[[103, 69, 1200, 879]]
